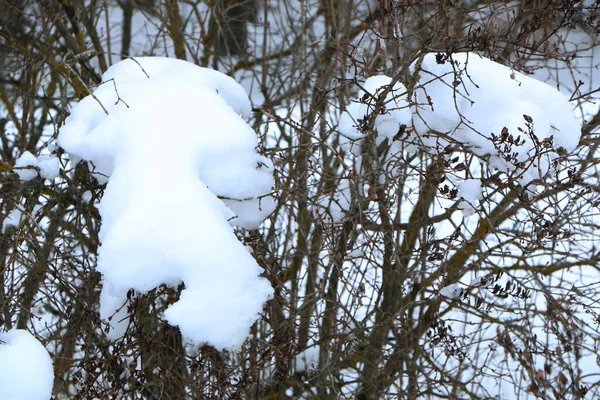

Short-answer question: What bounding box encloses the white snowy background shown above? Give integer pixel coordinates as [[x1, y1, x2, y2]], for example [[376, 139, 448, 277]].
[[1, 0, 600, 399]]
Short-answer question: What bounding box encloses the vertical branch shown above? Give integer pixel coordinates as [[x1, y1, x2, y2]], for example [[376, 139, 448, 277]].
[[17, 204, 60, 329], [296, 224, 322, 351], [137, 293, 189, 399], [74, 0, 108, 72], [165, 0, 187, 60], [120, 0, 133, 58], [0, 176, 20, 330], [53, 271, 102, 394]]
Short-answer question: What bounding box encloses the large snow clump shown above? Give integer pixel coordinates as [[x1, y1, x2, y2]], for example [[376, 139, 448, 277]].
[[0, 329, 54, 400], [412, 52, 580, 183], [340, 53, 580, 184], [59, 57, 275, 349]]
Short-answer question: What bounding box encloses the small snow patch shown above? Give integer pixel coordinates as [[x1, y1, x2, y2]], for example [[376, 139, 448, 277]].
[[14, 151, 60, 181], [2, 208, 22, 233], [0, 329, 54, 400], [439, 284, 466, 300], [457, 179, 483, 217]]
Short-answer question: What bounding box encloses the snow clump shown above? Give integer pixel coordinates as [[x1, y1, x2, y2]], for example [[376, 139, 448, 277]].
[[339, 75, 411, 155], [58, 57, 275, 349], [338, 75, 413, 181], [0, 329, 54, 400], [340, 53, 580, 185], [439, 283, 466, 300], [411, 52, 580, 183], [14, 151, 60, 181]]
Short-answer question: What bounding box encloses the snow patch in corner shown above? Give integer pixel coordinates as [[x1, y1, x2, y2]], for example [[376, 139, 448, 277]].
[[0, 329, 54, 400]]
